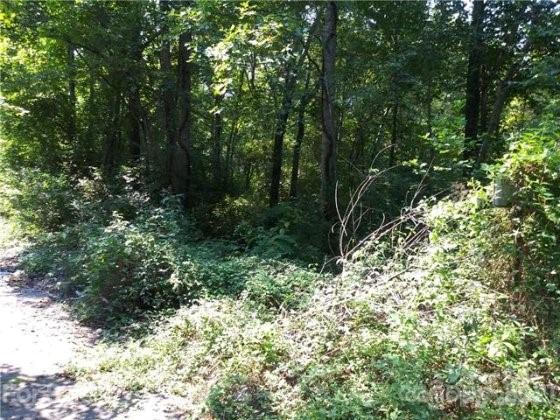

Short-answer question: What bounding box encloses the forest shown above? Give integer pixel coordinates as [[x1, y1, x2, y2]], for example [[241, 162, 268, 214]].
[[0, 0, 559, 418]]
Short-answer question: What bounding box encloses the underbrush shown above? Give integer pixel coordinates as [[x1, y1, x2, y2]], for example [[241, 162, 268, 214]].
[[197, 196, 327, 262], [22, 211, 324, 324], [65, 125, 559, 418], [2, 125, 558, 417], [0, 168, 325, 325], [68, 205, 560, 417]]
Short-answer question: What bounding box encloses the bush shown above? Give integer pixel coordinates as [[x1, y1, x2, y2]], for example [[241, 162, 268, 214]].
[[207, 374, 276, 420], [22, 204, 198, 323], [235, 203, 325, 261], [21, 191, 324, 324], [200, 195, 258, 236], [243, 265, 322, 311], [495, 123, 560, 304], [0, 169, 77, 233]]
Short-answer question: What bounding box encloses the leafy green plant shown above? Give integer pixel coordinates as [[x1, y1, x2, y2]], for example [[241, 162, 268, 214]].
[[235, 203, 325, 261], [480, 123, 560, 326], [0, 169, 77, 233], [19, 182, 324, 324], [243, 265, 321, 311], [207, 374, 277, 420]]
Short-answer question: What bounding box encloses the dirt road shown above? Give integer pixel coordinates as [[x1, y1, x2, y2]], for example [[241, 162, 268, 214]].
[[0, 247, 180, 420]]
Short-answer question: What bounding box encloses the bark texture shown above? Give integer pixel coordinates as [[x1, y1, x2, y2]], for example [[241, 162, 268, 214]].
[[463, 0, 485, 163], [321, 1, 338, 220]]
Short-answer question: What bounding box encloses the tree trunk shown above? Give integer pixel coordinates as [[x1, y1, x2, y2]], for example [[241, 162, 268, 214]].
[[321, 1, 338, 220], [103, 90, 122, 173], [288, 106, 306, 201], [65, 0, 77, 155], [244, 161, 253, 191], [368, 107, 390, 169], [463, 0, 485, 164], [479, 64, 489, 134], [222, 70, 245, 193], [159, 0, 176, 187], [81, 77, 96, 170], [211, 94, 224, 189], [486, 82, 510, 139], [425, 92, 437, 164], [289, 74, 314, 200], [128, 86, 142, 161], [269, 70, 296, 207], [477, 72, 515, 163], [269, 18, 318, 207], [67, 43, 77, 146], [389, 99, 399, 167], [174, 27, 193, 204], [127, 20, 144, 163], [350, 124, 365, 167], [224, 118, 239, 192]]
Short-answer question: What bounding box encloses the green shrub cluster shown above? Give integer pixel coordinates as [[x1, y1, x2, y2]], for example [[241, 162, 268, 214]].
[[494, 123, 560, 317], [9, 169, 324, 324], [207, 374, 277, 419], [194, 197, 327, 263], [431, 122, 560, 329], [0, 169, 78, 233], [23, 220, 323, 325], [235, 203, 327, 262]]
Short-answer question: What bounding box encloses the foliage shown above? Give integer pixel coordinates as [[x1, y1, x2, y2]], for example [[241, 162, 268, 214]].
[[66, 124, 560, 417], [13, 169, 324, 324], [2, 1, 557, 232], [235, 203, 326, 261], [243, 264, 321, 312], [0, 169, 77, 233], [207, 374, 277, 420], [1, 1, 559, 418], [490, 122, 560, 328]]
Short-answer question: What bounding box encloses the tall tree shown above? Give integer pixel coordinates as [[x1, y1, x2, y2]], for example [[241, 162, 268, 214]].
[[463, 0, 486, 165], [268, 63, 297, 207], [268, 14, 317, 207], [174, 25, 194, 204], [159, 0, 177, 187], [320, 1, 338, 220], [211, 93, 224, 189], [289, 72, 315, 200], [126, 10, 144, 162], [67, 42, 77, 147]]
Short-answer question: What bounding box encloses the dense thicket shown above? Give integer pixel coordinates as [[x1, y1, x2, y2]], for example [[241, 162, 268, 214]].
[[1, 1, 560, 417]]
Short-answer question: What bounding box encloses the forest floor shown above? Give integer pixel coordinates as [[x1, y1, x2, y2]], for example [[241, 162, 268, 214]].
[[0, 245, 181, 420]]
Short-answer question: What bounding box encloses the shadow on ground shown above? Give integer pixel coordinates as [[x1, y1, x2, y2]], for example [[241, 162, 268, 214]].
[[1, 364, 126, 419], [1, 364, 185, 419]]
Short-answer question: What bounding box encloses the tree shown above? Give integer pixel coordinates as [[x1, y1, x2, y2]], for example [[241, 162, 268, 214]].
[[320, 1, 338, 220], [463, 0, 486, 165], [174, 23, 194, 204], [289, 72, 316, 199], [160, 0, 177, 187], [1, 0, 557, 242], [268, 9, 318, 207]]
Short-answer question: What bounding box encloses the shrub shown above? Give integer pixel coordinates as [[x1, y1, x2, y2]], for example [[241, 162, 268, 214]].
[[243, 265, 322, 311], [21, 205, 195, 323], [495, 124, 560, 301], [235, 203, 325, 261], [21, 196, 324, 323], [201, 195, 258, 236], [0, 169, 77, 233], [207, 373, 276, 420]]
